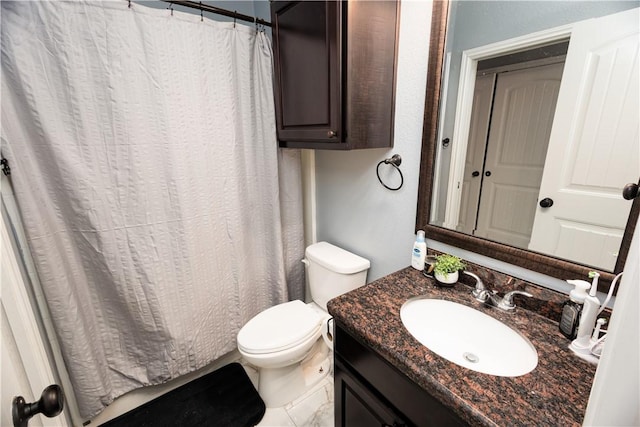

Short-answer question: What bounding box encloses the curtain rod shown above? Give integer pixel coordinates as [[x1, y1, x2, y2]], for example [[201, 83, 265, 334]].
[[159, 0, 272, 27]]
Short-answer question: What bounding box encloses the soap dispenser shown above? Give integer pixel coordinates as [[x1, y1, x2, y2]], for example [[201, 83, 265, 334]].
[[567, 271, 624, 364]]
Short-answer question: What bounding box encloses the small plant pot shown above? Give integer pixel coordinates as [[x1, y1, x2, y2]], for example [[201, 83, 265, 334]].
[[434, 271, 459, 287]]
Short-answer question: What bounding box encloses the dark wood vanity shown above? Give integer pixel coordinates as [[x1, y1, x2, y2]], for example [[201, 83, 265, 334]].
[[334, 324, 467, 427], [328, 267, 597, 427]]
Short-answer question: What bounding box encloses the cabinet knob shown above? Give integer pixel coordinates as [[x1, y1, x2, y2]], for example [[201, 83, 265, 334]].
[[327, 130, 337, 138]]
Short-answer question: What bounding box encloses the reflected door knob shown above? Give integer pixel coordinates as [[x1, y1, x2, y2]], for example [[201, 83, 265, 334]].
[[622, 182, 639, 200], [539, 198, 554, 208]]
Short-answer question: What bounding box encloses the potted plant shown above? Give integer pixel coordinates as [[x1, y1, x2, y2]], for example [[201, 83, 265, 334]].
[[433, 254, 465, 286]]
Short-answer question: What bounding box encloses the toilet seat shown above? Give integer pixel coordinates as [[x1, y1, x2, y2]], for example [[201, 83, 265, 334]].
[[237, 300, 322, 355]]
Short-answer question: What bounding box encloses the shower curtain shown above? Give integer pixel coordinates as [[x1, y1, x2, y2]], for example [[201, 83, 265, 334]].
[[1, 1, 303, 419]]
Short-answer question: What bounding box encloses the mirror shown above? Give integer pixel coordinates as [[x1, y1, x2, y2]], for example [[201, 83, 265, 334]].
[[417, 1, 639, 290]]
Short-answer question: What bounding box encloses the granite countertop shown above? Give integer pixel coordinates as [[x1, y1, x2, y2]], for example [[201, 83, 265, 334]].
[[327, 267, 597, 427]]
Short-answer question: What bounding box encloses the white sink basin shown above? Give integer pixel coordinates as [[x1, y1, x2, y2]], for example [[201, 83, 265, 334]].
[[400, 298, 538, 377]]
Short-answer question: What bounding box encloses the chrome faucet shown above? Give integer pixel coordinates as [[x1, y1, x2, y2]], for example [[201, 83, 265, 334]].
[[463, 271, 532, 310], [497, 290, 533, 311], [462, 271, 486, 299], [476, 288, 533, 311]]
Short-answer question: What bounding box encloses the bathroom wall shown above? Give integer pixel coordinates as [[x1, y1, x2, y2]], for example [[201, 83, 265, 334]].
[[584, 218, 640, 425], [315, 0, 433, 282]]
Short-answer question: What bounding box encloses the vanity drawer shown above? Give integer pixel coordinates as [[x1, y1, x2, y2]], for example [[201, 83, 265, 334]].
[[334, 323, 467, 427]]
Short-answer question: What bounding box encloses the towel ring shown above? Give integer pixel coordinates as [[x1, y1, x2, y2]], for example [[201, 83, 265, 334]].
[[376, 154, 403, 191]]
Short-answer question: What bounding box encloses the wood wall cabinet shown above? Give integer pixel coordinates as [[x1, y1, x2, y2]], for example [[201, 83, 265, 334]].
[[270, 1, 400, 149], [334, 324, 468, 427]]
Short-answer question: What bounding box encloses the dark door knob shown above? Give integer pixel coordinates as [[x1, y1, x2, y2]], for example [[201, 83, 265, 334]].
[[471, 171, 480, 177], [539, 198, 554, 208], [13, 385, 64, 427], [622, 182, 639, 200], [485, 171, 492, 177]]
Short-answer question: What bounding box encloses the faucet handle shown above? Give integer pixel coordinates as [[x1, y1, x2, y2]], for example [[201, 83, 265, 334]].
[[463, 271, 486, 297], [498, 290, 533, 311]]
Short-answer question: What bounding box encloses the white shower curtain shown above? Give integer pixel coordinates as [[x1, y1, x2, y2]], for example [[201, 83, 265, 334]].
[[1, 1, 303, 419]]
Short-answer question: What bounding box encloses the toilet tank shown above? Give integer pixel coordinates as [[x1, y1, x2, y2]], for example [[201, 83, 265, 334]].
[[305, 242, 370, 311]]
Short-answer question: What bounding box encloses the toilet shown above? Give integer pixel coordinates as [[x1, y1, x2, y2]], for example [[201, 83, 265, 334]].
[[237, 241, 370, 407]]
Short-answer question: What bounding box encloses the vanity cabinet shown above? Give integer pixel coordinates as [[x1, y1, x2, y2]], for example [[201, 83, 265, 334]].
[[335, 359, 407, 427], [270, 1, 399, 149], [334, 324, 468, 427]]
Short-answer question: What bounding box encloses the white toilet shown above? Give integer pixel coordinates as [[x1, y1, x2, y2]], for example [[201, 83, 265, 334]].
[[237, 241, 370, 407]]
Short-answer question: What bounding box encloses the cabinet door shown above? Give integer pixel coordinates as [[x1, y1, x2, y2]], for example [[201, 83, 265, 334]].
[[335, 358, 407, 427], [271, 1, 342, 145], [335, 324, 468, 427]]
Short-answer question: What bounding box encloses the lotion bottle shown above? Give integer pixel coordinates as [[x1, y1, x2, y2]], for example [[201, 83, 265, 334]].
[[411, 230, 427, 271]]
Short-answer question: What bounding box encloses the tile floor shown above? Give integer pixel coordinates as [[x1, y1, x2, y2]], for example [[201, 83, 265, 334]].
[[240, 347, 335, 427], [255, 375, 334, 427]]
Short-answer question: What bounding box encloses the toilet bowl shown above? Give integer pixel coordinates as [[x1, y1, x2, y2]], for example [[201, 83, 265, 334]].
[[237, 242, 370, 408]]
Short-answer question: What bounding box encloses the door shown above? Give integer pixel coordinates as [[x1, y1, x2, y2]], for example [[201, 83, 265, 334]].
[[271, 1, 342, 144], [1, 200, 68, 427], [475, 63, 564, 248], [528, 8, 640, 271], [458, 73, 495, 234]]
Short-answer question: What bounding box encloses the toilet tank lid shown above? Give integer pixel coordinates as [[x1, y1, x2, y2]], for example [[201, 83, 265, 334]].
[[305, 242, 370, 274]]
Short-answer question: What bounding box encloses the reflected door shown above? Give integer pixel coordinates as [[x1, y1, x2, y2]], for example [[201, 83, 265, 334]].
[[460, 63, 564, 248], [458, 74, 495, 234], [529, 8, 640, 271]]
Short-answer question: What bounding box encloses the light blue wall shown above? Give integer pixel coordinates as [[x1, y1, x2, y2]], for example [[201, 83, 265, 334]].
[[315, 1, 432, 283]]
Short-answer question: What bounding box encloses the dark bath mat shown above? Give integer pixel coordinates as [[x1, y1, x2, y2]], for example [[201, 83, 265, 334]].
[[99, 362, 265, 427]]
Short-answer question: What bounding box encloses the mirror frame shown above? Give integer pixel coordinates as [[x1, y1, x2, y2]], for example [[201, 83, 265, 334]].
[[416, 0, 639, 291]]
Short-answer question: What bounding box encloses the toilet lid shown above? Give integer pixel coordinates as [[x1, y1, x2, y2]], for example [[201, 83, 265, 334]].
[[237, 300, 322, 354]]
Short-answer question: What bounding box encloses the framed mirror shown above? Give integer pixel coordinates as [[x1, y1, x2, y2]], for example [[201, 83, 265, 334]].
[[416, 1, 639, 291]]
